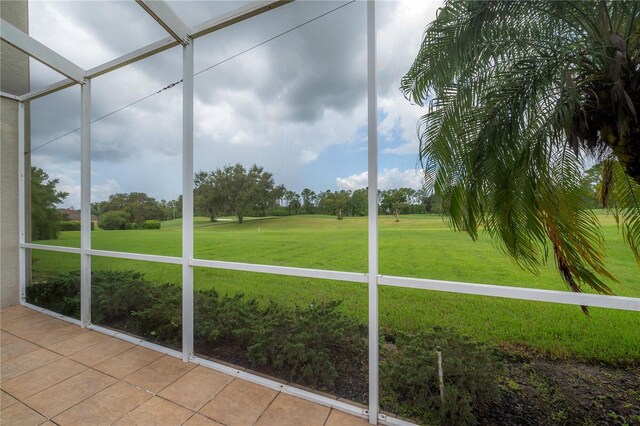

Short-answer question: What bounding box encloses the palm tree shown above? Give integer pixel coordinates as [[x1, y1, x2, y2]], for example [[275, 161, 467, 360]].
[[402, 1, 639, 298]]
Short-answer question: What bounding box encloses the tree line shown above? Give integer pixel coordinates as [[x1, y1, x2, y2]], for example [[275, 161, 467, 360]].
[[30, 163, 439, 240]]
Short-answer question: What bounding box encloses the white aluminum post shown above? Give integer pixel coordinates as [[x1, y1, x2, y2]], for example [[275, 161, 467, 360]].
[[18, 102, 26, 302], [80, 79, 91, 327], [182, 38, 195, 362], [366, 0, 379, 423]]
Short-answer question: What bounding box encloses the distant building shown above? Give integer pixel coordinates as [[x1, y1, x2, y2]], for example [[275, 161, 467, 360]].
[[58, 208, 98, 225]]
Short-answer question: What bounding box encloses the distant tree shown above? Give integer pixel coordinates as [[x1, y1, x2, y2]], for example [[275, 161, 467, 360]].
[[98, 210, 130, 230], [194, 171, 224, 221], [99, 192, 164, 225], [381, 188, 414, 222], [31, 167, 68, 240], [159, 197, 182, 220], [283, 190, 301, 215], [197, 164, 283, 224], [301, 188, 318, 214], [319, 190, 351, 220], [349, 188, 368, 217]]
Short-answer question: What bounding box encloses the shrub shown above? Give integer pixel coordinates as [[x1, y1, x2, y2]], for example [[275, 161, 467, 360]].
[[246, 300, 366, 387], [59, 221, 80, 231], [26, 271, 80, 318], [98, 210, 130, 230], [58, 221, 95, 231], [25, 270, 368, 389], [380, 327, 502, 426], [124, 222, 136, 230], [142, 220, 161, 230]]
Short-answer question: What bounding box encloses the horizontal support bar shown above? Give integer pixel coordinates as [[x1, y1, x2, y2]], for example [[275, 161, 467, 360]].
[[189, 0, 293, 39], [87, 36, 179, 79], [1, 18, 85, 83], [89, 324, 183, 359], [21, 244, 638, 311], [190, 258, 369, 283], [21, 243, 81, 254], [20, 301, 83, 327], [378, 275, 640, 311], [19, 78, 76, 102], [191, 356, 368, 419], [87, 249, 183, 265], [0, 91, 20, 100]]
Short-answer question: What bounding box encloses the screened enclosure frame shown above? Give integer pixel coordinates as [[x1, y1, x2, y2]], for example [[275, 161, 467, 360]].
[[3, 1, 640, 425]]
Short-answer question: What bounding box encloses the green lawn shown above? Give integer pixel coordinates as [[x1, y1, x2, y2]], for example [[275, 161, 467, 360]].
[[30, 212, 640, 364]]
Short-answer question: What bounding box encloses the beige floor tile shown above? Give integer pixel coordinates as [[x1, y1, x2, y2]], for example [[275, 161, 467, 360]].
[[1, 331, 22, 347], [255, 393, 331, 426], [184, 413, 224, 426], [11, 318, 69, 341], [53, 381, 152, 425], [1, 338, 40, 361], [0, 348, 61, 383], [94, 346, 164, 379], [124, 355, 195, 393], [46, 331, 110, 356], [1, 313, 52, 336], [114, 396, 194, 425], [27, 324, 89, 348], [325, 409, 370, 426], [199, 379, 278, 426], [24, 368, 116, 418], [158, 366, 233, 411], [68, 337, 134, 367], [1, 390, 18, 409], [0, 401, 47, 425], [0, 306, 40, 323], [1, 357, 87, 400]]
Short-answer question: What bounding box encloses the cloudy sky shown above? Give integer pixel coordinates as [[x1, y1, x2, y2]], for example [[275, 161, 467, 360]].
[[27, 0, 440, 208]]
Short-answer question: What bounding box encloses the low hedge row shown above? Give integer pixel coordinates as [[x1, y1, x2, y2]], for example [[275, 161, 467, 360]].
[[26, 270, 502, 425], [59, 221, 95, 231]]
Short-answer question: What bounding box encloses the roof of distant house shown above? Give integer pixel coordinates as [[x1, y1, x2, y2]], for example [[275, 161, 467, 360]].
[[57, 208, 98, 221]]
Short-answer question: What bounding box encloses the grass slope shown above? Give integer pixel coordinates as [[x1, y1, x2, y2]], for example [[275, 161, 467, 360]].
[[30, 213, 640, 363]]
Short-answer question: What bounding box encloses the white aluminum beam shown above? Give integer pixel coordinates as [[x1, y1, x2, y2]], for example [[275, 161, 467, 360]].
[[0, 19, 85, 83], [189, 0, 293, 39], [87, 37, 178, 79], [19, 78, 76, 102], [378, 275, 640, 311], [182, 38, 195, 363], [1, 91, 20, 100], [21, 243, 82, 254], [191, 258, 368, 283], [18, 102, 26, 302], [136, 0, 190, 45], [366, 1, 379, 424], [80, 79, 92, 327], [87, 249, 182, 265]]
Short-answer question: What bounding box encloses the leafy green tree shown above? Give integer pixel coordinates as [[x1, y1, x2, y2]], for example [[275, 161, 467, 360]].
[[98, 210, 130, 230], [381, 188, 414, 222], [197, 164, 283, 224], [402, 1, 640, 295], [95, 193, 164, 225], [319, 190, 351, 220], [349, 188, 368, 217], [283, 190, 301, 215], [194, 171, 224, 221], [301, 188, 318, 214], [31, 167, 68, 240]]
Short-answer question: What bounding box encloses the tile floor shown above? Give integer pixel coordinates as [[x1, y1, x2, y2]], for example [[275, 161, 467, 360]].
[[0, 305, 370, 426]]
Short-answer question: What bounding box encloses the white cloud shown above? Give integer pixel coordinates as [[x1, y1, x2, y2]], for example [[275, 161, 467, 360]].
[[336, 168, 424, 191]]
